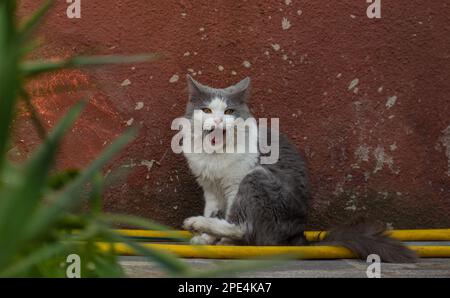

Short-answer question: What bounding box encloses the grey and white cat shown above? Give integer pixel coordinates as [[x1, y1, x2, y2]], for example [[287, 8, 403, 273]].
[[181, 75, 416, 262]]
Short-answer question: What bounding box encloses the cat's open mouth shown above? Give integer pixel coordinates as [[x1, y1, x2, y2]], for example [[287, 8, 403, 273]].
[[206, 128, 226, 146]]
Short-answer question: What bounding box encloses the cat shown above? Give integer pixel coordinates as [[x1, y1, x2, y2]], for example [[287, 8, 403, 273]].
[[181, 75, 416, 263]]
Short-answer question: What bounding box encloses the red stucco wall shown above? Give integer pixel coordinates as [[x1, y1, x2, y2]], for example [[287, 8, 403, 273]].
[[14, 1, 450, 229]]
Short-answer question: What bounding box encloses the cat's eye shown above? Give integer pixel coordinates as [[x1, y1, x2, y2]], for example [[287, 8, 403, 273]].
[[224, 109, 234, 115], [202, 108, 212, 114]]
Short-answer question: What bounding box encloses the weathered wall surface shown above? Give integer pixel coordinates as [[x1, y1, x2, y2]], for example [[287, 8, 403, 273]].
[[14, 1, 450, 229]]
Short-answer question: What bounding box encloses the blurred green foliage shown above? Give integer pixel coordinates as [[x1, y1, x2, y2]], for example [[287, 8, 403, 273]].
[[0, 0, 279, 278], [0, 0, 190, 277]]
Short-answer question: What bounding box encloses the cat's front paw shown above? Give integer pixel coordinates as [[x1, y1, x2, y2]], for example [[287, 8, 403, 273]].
[[183, 216, 208, 232], [190, 233, 217, 245]]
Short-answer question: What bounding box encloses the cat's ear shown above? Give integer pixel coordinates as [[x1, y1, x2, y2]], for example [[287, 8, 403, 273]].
[[186, 75, 207, 101], [226, 77, 251, 103]]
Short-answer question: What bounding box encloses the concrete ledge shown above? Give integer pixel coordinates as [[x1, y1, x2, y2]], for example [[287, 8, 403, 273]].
[[120, 257, 450, 278]]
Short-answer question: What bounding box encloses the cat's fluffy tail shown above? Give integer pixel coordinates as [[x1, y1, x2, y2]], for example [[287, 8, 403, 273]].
[[312, 217, 417, 263]]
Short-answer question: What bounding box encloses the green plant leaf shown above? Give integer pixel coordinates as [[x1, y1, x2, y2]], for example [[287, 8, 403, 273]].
[[101, 213, 174, 233], [21, 53, 163, 77], [0, 1, 20, 171], [100, 213, 190, 242], [0, 241, 71, 277], [23, 128, 137, 240], [47, 168, 80, 191], [0, 101, 84, 268], [0, 1, 17, 39], [90, 252, 124, 278], [19, 88, 47, 139], [0, 0, 182, 278], [99, 227, 190, 276], [18, 0, 53, 45], [89, 172, 104, 214], [0, 223, 101, 277]]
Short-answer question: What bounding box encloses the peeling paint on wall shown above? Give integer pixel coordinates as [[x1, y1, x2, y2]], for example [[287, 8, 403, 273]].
[[135, 102, 144, 110], [125, 118, 134, 126], [355, 144, 370, 163], [281, 17, 292, 30], [169, 74, 179, 83], [242, 61, 252, 68], [373, 146, 398, 174], [348, 78, 359, 91], [121, 79, 131, 87], [271, 43, 281, 51], [386, 95, 398, 109]]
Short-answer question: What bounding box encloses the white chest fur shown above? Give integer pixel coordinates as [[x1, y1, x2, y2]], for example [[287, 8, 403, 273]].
[[184, 151, 259, 214], [185, 151, 258, 183]]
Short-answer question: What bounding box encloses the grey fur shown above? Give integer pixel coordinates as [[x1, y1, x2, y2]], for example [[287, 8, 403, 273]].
[[227, 132, 310, 245], [185, 75, 252, 120]]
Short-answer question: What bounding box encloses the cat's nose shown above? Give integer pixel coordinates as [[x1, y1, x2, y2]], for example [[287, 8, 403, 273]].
[[214, 118, 222, 125]]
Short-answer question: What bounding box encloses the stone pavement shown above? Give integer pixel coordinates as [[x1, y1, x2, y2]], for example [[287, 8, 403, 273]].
[[120, 257, 450, 278]]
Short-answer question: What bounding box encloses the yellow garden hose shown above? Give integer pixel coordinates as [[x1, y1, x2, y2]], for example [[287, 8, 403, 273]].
[[102, 228, 450, 259], [98, 242, 450, 259], [117, 229, 191, 240], [116, 228, 450, 242]]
